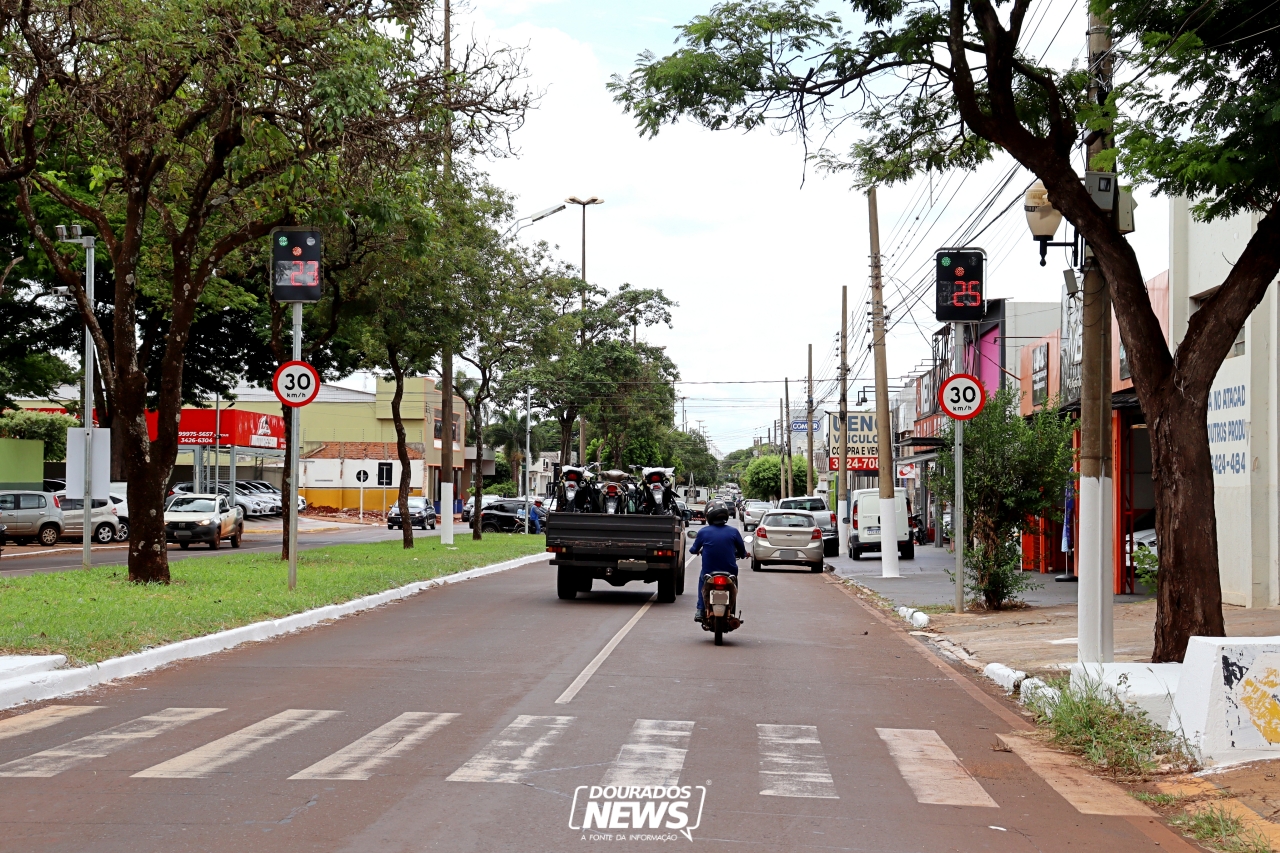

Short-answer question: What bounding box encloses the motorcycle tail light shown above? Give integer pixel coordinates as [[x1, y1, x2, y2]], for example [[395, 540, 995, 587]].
[[607, 485, 618, 495], [711, 575, 731, 587], [811, 528, 822, 541], [756, 527, 767, 539]]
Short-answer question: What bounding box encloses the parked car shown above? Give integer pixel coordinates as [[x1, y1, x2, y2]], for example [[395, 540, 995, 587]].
[[779, 496, 839, 556], [478, 500, 536, 533], [53, 492, 120, 544], [676, 499, 693, 524], [0, 490, 64, 546], [751, 510, 825, 572], [164, 493, 244, 549], [108, 492, 130, 541], [462, 494, 503, 523], [848, 487, 914, 560], [741, 500, 773, 531], [388, 497, 437, 530]]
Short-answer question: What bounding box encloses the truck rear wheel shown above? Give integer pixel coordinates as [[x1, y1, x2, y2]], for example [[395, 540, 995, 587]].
[[656, 570, 676, 603], [675, 563, 685, 596], [557, 567, 578, 600]]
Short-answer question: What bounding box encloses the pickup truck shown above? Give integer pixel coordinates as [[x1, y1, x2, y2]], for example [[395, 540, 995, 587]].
[[164, 493, 244, 549], [545, 513, 686, 602]]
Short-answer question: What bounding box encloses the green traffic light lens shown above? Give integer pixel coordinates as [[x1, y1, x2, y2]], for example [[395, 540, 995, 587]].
[[278, 236, 288, 246], [941, 256, 951, 266]]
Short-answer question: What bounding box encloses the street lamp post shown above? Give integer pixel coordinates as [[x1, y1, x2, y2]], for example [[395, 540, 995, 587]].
[[566, 195, 603, 466], [56, 225, 97, 571], [504, 203, 567, 239]]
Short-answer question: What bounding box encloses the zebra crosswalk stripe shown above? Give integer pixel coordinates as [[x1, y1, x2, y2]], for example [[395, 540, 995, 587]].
[[446, 715, 574, 783], [0, 705, 101, 743], [290, 712, 459, 781], [132, 709, 340, 779], [0, 708, 223, 778], [876, 728, 998, 807], [757, 724, 840, 799], [601, 719, 694, 787]]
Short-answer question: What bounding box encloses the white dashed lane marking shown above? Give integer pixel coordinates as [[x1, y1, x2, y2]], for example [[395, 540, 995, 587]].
[[290, 712, 458, 781], [446, 715, 575, 783], [132, 709, 339, 779], [0, 708, 223, 777], [757, 724, 839, 799], [877, 728, 998, 807], [601, 719, 694, 787]]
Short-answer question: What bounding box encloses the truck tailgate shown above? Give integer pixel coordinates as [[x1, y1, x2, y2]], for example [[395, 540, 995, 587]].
[[545, 513, 680, 549]]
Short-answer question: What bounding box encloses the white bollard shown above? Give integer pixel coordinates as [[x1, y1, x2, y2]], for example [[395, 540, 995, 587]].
[[440, 483, 454, 545]]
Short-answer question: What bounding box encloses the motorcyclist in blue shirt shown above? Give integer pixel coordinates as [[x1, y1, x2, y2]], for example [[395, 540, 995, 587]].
[[689, 499, 746, 622]]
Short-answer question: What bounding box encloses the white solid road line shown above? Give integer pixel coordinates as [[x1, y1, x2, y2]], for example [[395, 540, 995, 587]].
[[601, 719, 694, 787], [447, 715, 575, 783], [132, 709, 340, 779], [876, 728, 998, 807], [757, 724, 839, 799], [555, 594, 656, 704], [0, 708, 223, 777], [289, 712, 459, 781], [0, 705, 101, 742]]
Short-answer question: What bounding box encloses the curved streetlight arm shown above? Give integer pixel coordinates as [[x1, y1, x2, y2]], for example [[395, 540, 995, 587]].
[[503, 203, 567, 238]]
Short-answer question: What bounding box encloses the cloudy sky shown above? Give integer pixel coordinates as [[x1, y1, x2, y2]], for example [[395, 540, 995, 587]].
[[345, 0, 1170, 454]]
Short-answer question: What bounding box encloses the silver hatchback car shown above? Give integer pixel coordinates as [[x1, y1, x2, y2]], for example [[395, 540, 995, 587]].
[[750, 510, 825, 573]]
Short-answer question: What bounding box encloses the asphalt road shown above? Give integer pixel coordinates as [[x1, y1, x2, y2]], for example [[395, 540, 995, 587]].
[[0, 522, 412, 576], [0, 544, 1176, 852]]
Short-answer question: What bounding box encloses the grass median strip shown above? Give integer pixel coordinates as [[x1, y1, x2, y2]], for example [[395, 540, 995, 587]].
[[0, 535, 547, 666]]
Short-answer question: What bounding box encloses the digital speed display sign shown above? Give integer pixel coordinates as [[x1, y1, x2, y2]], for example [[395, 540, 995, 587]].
[[271, 227, 322, 303], [935, 250, 985, 322]]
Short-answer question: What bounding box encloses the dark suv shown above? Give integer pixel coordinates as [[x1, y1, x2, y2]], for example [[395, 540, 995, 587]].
[[387, 497, 437, 530], [478, 500, 539, 533]]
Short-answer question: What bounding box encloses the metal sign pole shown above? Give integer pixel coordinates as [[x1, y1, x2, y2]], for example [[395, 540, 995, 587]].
[[288, 302, 302, 591], [953, 322, 965, 614], [82, 237, 95, 571]]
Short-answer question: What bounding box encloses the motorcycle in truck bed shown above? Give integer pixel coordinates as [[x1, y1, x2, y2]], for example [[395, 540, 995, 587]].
[[545, 512, 686, 602]]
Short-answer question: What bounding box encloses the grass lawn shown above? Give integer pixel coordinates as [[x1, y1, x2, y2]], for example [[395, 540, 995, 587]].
[[0, 534, 546, 665]]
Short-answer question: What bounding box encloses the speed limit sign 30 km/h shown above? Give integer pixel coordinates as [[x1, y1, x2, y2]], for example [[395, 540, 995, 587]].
[[939, 373, 986, 420], [273, 360, 321, 407]]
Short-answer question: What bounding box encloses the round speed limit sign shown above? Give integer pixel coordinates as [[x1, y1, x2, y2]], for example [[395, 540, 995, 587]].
[[939, 373, 986, 420], [273, 360, 321, 407]]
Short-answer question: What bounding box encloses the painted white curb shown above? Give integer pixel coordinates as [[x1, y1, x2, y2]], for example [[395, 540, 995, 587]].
[[983, 662, 1027, 693], [0, 551, 549, 711]]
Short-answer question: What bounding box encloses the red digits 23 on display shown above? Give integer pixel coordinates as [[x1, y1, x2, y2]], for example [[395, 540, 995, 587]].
[[291, 260, 318, 288]]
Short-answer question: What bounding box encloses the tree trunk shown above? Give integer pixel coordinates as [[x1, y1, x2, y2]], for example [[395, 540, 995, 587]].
[[558, 412, 575, 465], [471, 400, 484, 541], [1149, 393, 1226, 661], [388, 345, 414, 550]]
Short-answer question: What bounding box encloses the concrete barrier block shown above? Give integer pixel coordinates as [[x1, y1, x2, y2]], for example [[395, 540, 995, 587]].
[[1169, 637, 1280, 764], [1071, 662, 1181, 728], [910, 611, 930, 629], [1020, 677, 1059, 710], [984, 662, 1027, 693]]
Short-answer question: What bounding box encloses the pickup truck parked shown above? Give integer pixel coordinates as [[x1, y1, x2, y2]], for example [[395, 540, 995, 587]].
[[164, 493, 244, 550], [545, 513, 686, 603]]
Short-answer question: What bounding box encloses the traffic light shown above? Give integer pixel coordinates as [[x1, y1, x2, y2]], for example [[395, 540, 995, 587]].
[[271, 227, 323, 303], [935, 250, 985, 322]]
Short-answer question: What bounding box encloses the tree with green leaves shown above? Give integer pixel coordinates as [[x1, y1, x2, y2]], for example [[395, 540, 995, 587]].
[[610, 0, 1280, 659], [0, 409, 79, 460], [742, 454, 807, 501], [935, 389, 1076, 607]]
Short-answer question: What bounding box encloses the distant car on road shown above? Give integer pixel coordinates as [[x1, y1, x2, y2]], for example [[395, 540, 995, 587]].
[[388, 497, 437, 530], [751, 510, 825, 572], [478, 500, 536, 533], [848, 487, 913, 560], [741, 500, 773, 532], [462, 494, 503, 523], [53, 492, 120, 544], [164, 494, 243, 550]]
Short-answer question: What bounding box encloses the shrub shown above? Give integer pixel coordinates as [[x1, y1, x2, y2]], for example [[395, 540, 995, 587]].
[[962, 539, 1041, 609]]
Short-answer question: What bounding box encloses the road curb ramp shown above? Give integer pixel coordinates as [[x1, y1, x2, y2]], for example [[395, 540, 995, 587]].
[[0, 552, 548, 711]]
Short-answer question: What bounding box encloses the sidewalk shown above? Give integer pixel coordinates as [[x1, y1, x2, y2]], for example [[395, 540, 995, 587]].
[[829, 545, 1280, 672]]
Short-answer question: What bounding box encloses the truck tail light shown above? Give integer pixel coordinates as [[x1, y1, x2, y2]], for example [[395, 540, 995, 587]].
[[547, 545, 565, 553], [830, 512, 837, 527], [756, 527, 767, 539], [650, 549, 675, 557]]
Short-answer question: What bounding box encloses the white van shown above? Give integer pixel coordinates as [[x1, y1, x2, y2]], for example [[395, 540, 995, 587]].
[[848, 487, 913, 560]]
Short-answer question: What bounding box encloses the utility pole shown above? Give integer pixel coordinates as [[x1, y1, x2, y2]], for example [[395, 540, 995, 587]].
[[778, 399, 785, 500], [953, 326, 965, 613], [438, 0, 455, 546], [783, 378, 793, 499], [524, 387, 531, 534], [839, 286, 849, 553], [1078, 9, 1115, 663], [868, 187, 900, 579], [806, 344, 814, 497]]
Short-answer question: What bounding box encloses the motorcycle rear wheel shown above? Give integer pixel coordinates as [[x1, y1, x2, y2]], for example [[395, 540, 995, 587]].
[[714, 624, 723, 645]]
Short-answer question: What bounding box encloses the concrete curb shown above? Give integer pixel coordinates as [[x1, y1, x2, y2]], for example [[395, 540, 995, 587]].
[[0, 551, 549, 711]]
